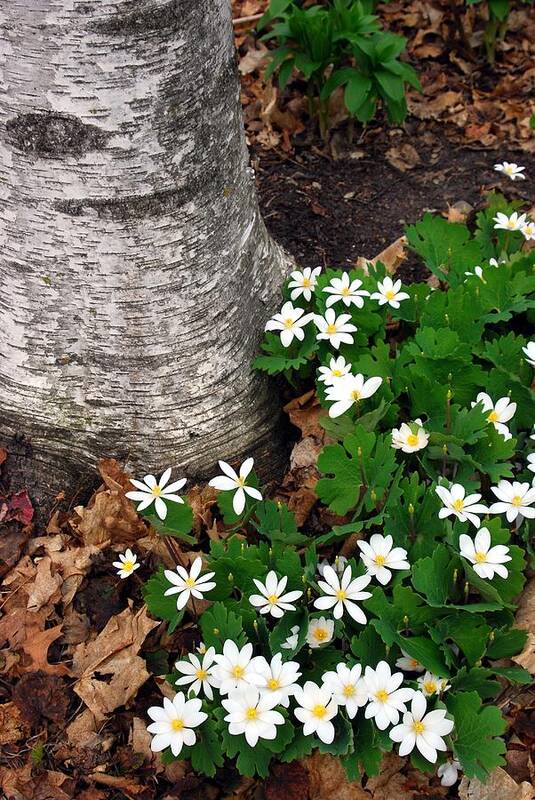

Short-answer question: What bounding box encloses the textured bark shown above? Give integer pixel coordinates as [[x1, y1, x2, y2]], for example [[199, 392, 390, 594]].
[[0, 0, 291, 496]]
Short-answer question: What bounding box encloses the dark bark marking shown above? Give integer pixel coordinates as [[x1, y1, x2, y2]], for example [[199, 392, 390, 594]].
[[5, 112, 110, 157], [54, 169, 220, 219], [91, 0, 186, 34]]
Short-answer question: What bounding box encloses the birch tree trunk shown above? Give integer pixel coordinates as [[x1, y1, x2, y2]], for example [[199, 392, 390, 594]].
[[0, 0, 290, 497]]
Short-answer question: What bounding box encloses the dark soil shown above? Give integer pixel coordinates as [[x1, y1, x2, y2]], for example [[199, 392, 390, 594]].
[[255, 123, 535, 281]]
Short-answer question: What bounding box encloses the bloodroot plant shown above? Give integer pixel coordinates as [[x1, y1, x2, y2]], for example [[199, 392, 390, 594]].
[[130, 191, 533, 783]]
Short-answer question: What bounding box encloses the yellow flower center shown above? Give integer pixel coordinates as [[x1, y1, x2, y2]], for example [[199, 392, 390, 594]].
[[302, 277, 311, 287], [232, 665, 245, 679], [505, 165, 513, 175], [374, 554, 386, 566], [336, 590, 347, 601], [507, 219, 516, 229], [343, 684, 356, 697], [185, 577, 196, 588], [237, 476, 246, 487], [332, 369, 343, 377], [171, 718, 184, 731], [122, 560, 134, 572], [351, 389, 361, 401], [511, 495, 522, 507], [152, 486, 162, 496], [385, 290, 396, 300], [284, 318, 294, 328], [246, 707, 258, 720], [326, 323, 337, 334], [413, 720, 425, 735], [313, 627, 329, 642], [341, 287, 350, 296], [475, 551, 487, 563], [487, 410, 499, 422], [196, 669, 208, 681], [424, 681, 437, 695], [375, 689, 389, 703], [453, 498, 464, 512], [268, 593, 280, 605], [406, 434, 419, 446], [312, 704, 327, 719], [268, 678, 281, 690], [410, 659, 420, 668]]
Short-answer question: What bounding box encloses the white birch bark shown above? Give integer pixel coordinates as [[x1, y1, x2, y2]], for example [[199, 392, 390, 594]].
[[0, 0, 290, 493]]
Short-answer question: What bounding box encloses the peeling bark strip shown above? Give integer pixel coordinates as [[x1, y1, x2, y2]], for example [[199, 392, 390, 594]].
[[0, 0, 290, 492]]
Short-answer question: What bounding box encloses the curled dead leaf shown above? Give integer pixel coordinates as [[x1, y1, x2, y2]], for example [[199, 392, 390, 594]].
[[459, 767, 534, 800], [72, 604, 159, 721]]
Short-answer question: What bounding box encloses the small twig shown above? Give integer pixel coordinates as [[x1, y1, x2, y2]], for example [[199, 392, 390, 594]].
[[232, 13, 263, 25]]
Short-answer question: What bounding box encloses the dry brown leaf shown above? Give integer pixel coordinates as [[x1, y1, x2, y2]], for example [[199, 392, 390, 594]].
[[301, 752, 369, 800], [72, 486, 146, 547], [459, 767, 534, 800], [72, 604, 159, 721], [66, 707, 104, 750], [0, 702, 30, 745], [88, 772, 147, 798], [357, 236, 407, 275], [513, 577, 535, 674], [239, 44, 269, 75], [386, 143, 421, 171], [446, 200, 473, 223], [409, 91, 463, 119], [21, 621, 69, 676], [26, 556, 62, 612]]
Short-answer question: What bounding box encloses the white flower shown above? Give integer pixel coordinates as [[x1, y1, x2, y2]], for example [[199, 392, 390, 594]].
[[249, 570, 303, 618], [464, 265, 484, 280], [318, 356, 352, 385], [318, 555, 348, 578], [222, 685, 285, 747], [281, 625, 300, 650], [389, 691, 454, 763], [314, 564, 372, 624], [370, 276, 410, 309], [391, 418, 429, 453], [307, 617, 335, 648], [209, 457, 262, 515], [249, 653, 301, 707], [417, 672, 451, 697], [112, 548, 140, 580], [322, 272, 369, 308], [489, 257, 504, 268], [493, 211, 527, 231], [164, 556, 216, 610], [264, 301, 313, 348], [126, 468, 187, 521], [174, 646, 219, 700], [395, 651, 425, 673], [325, 373, 382, 418], [364, 661, 414, 730], [147, 693, 207, 757], [357, 534, 410, 586], [196, 642, 207, 655], [521, 221, 535, 241], [435, 483, 488, 528], [472, 392, 516, 439], [489, 479, 535, 523], [288, 266, 322, 302], [322, 662, 367, 719], [522, 341, 535, 367], [437, 759, 461, 787], [459, 527, 511, 579], [314, 308, 358, 349], [527, 453, 535, 473], [293, 681, 338, 743], [494, 162, 526, 181], [212, 640, 255, 696]]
